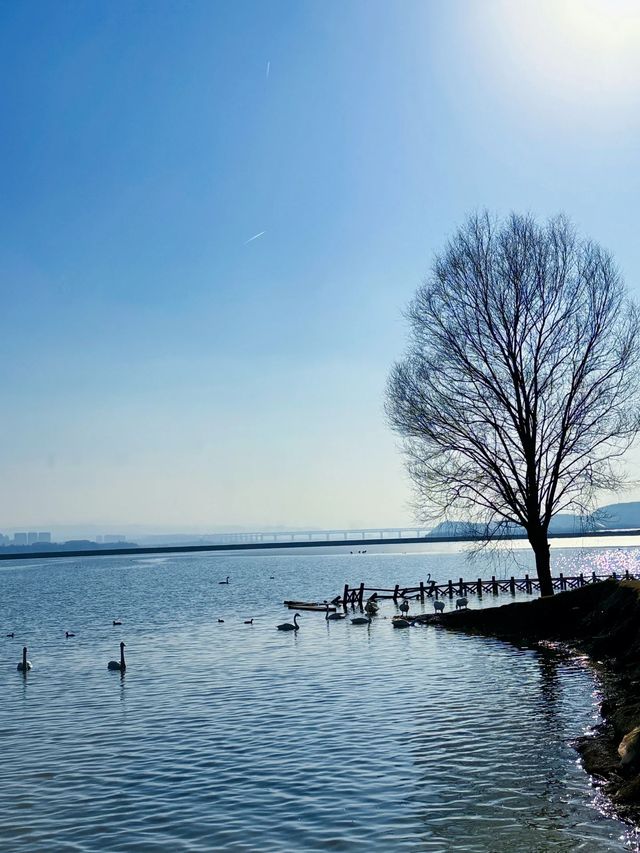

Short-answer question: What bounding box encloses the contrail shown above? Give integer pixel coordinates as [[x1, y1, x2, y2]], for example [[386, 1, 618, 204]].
[[244, 231, 266, 245], [266, 60, 270, 79]]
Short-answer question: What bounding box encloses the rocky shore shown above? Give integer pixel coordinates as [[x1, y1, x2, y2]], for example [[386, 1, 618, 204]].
[[421, 579, 640, 821]]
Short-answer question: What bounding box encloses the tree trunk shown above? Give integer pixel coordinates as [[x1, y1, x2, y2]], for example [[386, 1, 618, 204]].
[[530, 533, 554, 597]]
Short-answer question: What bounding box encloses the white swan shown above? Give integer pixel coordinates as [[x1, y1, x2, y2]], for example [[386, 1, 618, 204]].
[[351, 616, 371, 625], [456, 597, 468, 610], [108, 642, 126, 671], [433, 600, 445, 613], [17, 647, 32, 671], [277, 613, 300, 631]]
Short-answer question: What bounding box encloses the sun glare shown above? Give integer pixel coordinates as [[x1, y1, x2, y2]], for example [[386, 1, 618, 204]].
[[473, 0, 640, 117]]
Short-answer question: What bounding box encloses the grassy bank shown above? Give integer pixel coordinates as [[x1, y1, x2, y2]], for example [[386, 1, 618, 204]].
[[423, 580, 640, 821]]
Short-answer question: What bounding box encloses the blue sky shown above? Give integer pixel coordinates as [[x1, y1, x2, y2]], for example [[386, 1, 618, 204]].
[[1, 0, 639, 533]]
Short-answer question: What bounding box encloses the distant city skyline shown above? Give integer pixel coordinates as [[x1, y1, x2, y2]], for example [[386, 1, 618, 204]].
[[1, 1, 639, 529]]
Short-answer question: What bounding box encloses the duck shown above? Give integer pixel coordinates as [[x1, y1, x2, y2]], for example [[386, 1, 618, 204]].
[[108, 642, 126, 671], [17, 647, 32, 672], [112, 620, 122, 626], [277, 613, 300, 631], [65, 631, 76, 638], [351, 616, 371, 625], [218, 576, 230, 585]]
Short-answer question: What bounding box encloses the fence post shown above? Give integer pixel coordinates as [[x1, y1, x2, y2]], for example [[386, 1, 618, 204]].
[[559, 572, 565, 591], [592, 571, 597, 584], [525, 573, 531, 594], [509, 576, 516, 595], [492, 576, 498, 595], [393, 584, 400, 602], [448, 579, 454, 598], [419, 581, 425, 602], [342, 584, 349, 611], [625, 570, 630, 580], [358, 582, 365, 605], [579, 572, 585, 587], [458, 577, 464, 596], [477, 578, 482, 597]]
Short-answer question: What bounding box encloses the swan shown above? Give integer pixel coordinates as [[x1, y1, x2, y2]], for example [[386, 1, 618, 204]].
[[393, 617, 412, 629], [17, 647, 32, 671], [65, 631, 75, 638], [112, 620, 122, 626], [219, 576, 230, 585], [277, 613, 300, 631], [351, 616, 371, 625], [108, 642, 126, 671], [217, 619, 224, 623], [364, 599, 379, 616], [433, 600, 445, 613], [456, 597, 468, 610], [6, 632, 14, 638], [244, 619, 254, 625], [399, 600, 410, 613], [325, 607, 346, 621]]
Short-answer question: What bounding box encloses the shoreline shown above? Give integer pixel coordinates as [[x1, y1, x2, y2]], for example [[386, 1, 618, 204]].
[[420, 580, 640, 824]]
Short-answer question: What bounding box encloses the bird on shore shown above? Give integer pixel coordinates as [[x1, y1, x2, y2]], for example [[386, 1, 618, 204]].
[[399, 599, 410, 614], [113, 620, 122, 626], [456, 597, 468, 610], [244, 619, 254, 625], [433, 600, 445, 613], [392, 617, 412, 629], [219, 576, 230, 585], [351, 616, 371, 625], [6, 632, 14, 638], [17, 647, 32, 672], [108, 642, 126, 671], [277, 613, 300, 631], [65, 631, 75, 638], [364, 598, 379, 616]]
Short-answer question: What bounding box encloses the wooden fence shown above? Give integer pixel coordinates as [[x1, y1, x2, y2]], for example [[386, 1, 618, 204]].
[[333, 571, 636, 608]]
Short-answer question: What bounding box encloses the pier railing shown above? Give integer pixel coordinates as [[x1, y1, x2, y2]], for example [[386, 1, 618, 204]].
[[334, 571, 636, 608]]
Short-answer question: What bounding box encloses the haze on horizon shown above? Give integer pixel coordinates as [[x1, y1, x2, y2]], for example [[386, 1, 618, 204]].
[[1, 0, 640, 533]]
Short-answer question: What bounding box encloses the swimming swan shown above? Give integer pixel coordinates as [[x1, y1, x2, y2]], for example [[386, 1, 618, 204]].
[[17, 647, 32, 671], [277, 613, 300, 631], [351, 616, 371, 625], [325, 607, 346, 621], [108, 642, 126, 671], [113, 620, 122, 626], [65, 631, 75, 638], [219, 576, 230, 585], [392, 617, 412, 629]]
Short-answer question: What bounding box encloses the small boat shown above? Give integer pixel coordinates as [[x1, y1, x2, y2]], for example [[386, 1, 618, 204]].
[[283, 600, 337, 612]]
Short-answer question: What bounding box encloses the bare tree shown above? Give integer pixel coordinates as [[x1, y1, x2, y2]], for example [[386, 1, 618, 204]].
[[387, 213, 640, 596]]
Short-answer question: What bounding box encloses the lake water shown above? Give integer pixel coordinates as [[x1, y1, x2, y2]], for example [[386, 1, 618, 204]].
[[1, 545, 640, 852]]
